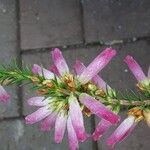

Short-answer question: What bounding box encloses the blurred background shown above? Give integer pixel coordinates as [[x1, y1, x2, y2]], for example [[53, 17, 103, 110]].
[[0, 0, 150, 149]]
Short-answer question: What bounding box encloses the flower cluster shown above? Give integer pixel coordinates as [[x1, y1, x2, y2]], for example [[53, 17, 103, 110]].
[[0, 48, 150, 150]]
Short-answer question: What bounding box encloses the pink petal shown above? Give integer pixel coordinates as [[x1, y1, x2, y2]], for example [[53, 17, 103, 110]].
[[50, 65, 61, 77], [27, 96, 50, 106], [69, 94, 87, 142], [32, 64, 54, 79], [40, 112, 57, 131], [73, 60, 85, 75], [78, 48, 116, 84], [92, 119, 112, 141], [148, 65, 150, 77], [67, 116, 79, 150], [124, 55, 146, 81], [73, 60, 110, 92], [107, 116, 136, 148], [51, 48, 69, 76], [92, 75, 111, 92], [25, 106, 51, 124], [54, 111, 67, 143], [0, 85, 10, 103], [79, 93, 120, 124]]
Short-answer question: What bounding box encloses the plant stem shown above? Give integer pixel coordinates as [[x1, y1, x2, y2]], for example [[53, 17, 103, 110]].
[[1, 67, 150, 107], [96, 97, 150, 106], [117, 99, 150, 106]]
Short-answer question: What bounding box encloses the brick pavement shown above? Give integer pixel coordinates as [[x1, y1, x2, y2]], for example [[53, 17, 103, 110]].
[[0, 0, 150, 150]]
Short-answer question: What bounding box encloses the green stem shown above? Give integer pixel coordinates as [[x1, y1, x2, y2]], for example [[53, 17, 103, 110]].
[[96, 96, 150, 106], [0, 67, 150, 107]]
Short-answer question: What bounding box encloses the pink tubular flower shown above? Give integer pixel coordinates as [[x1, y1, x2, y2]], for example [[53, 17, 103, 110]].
[[67, 116, 79, 150], [107, 116, 136, 148], [92, 119, 112, 141], [79, 93, 120, 124], [51, 48, 69, 76], [0, 85, 10, 103], [68, 94, 87, 142], [25, 106, 52, 124], [78, 48, 116, 84], [40, 112, 57, 131], [73, 60, 85, 76], [50, 64, 61, 77], [54, 111, 67, 143], [124, 55, 147, 82], [27, 96, 50, 106], [32, 64, 55, 79], [73, 60, 110, 92]]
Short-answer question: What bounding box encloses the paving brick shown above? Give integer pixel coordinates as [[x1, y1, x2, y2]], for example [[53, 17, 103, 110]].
[[20, 0, 83, 50], [0, 0, 19, 118], [83, 0, 150, 43], [0, 118, 94, 150]]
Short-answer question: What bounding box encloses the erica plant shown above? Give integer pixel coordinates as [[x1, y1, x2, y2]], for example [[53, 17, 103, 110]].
[[0, 48, 149, 150]]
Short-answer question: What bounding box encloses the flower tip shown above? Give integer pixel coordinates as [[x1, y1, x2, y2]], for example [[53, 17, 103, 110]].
[[106, 48, 116, 57], [104, 47, 116, 54], [73, 60, 85, 74], [0, 93, 10, 103], [51, 48, 62, 58], [106, 140, 115, 149], [99, 48, 116, 60], [69, 145, 79, 150], [52, 47, 61, 52], [25, 116, 34, 125], [51, 47, 69, 75], [77, 134, 87, 142], [25, 117, 31, 124], [124, 55, 133, 63], [32, 64, 40, 74], [124, 55, 146, 81], [27, 99, 33, 106], [54, 136, 62, 144], [124, 55, 140, 68], [92, 133, 102, 141]]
